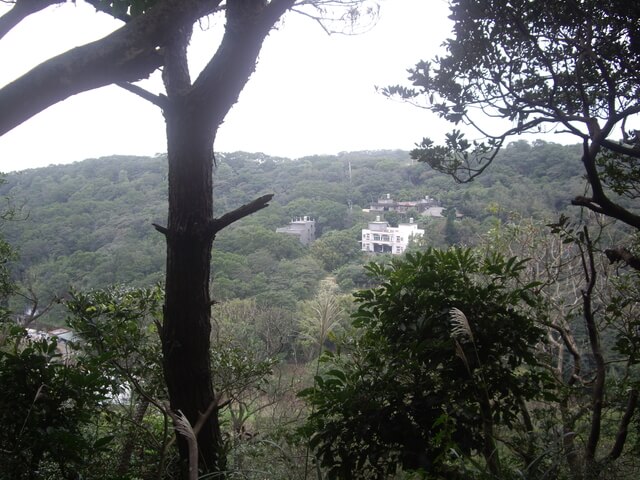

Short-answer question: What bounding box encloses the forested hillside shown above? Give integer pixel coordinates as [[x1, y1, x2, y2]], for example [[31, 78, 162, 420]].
[[1, 140, 584, 323]]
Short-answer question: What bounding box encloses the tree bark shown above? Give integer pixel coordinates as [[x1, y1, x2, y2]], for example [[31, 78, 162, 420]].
[[162, 101, 223, 474], [571, 139, 640, 230], [607, 388, 639, 461], [478, 392, 501, 477]]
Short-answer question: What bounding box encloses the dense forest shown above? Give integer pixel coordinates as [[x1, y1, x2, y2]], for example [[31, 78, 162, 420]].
[[0, 140, 585, 321]]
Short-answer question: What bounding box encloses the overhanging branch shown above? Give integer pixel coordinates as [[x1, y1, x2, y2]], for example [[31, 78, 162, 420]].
[[84, 0, 131, 23], [0, 0, 223, 137], [116, 82, 167, 109], [190, 0, 296, 130]]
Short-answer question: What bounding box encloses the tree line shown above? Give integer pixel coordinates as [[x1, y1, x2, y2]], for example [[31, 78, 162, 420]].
[[0, 141, 587, 322]]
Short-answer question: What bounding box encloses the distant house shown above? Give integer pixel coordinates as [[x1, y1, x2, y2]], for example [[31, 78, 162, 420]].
[[361, 216, 424, 255], [276, 216, 316, 246], [367, 193, 440, 214], [423, 206, 445, 217], [26, 326, 77, 359]]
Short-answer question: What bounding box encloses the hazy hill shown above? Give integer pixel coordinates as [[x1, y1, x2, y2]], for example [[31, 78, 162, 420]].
[[0, 142, 586, 322]]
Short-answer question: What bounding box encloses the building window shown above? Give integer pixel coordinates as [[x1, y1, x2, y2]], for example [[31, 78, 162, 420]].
[[396, 236, 402, 242], [373, 234, 380, 241], [396, 246, 402, 253], [381, 234, 390, 242]]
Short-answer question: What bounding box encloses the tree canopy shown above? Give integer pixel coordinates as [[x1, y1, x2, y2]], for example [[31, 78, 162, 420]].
[[385, 0, 640, 265], [302, 248, 548, 478]]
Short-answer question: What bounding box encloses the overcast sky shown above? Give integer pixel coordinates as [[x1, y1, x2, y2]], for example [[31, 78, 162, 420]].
[[0, 0, 454, 172]]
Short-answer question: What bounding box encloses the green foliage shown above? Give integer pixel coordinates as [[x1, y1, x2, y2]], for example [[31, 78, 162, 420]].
[[479, 214, 640, 478], [301, 248, 549, 479], [64, 285, 173, 479], [210, 341, 276, 416], [0, 187, 116, 479], [409, 130, 498, 182], [284, 198, 352, 234], [211, 298, 314, 479], [0, 235, 15, 317], [385, 0, 640, 260], [387, 0, 640, 158], [0, 326, 112, 479], [216, 225, 305, 260], [310, 229, 362, 272], [2, 156, 166, 322], [268, 257, 326, 303], [443, 207, 460, 246], [334, 262, 378, 291], [597, 144, 640, 200], [297, 278, 349, 361], [213, 298, 297, 361], [0, 175, 16, 309], [65, 284, 165, 397]]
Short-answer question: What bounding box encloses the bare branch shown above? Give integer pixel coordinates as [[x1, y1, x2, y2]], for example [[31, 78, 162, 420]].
[[166, 408, 198, 480], [209, 193, 274, 236], [116, 82, 167, 109], [152, 223, 169, 235], [0, 0, 63, 41], [545, 321, 582, 385]]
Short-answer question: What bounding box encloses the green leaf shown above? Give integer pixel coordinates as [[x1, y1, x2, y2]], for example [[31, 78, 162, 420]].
[[93, 435, 115, 449]]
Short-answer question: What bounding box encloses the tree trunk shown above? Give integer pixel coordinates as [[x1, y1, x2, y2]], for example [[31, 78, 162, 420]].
[[157, 1, 296, 476], [162, 103, 222, 474], [582, 227, 605, 479]]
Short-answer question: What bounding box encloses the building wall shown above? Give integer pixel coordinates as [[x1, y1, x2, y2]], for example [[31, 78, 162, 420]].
[[361, 219, 424, 255], [276, 216, 316, 246]]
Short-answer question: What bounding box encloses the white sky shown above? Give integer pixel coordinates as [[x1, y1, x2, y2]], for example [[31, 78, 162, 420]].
[[0, 0, 454, 172]]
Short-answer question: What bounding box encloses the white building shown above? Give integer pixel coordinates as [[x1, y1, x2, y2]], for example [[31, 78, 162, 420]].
[[361, 217, 424, 255], [25, 326, 77, 359]]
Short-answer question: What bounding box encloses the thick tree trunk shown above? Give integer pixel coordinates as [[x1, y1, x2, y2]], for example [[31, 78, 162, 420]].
[[156, 2, 296, 477], [162, 104, 222, 474]]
